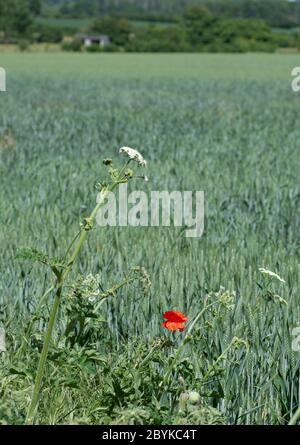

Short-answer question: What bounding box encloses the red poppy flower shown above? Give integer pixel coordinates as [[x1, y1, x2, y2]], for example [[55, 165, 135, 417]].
[[162, 311, 188, 332]]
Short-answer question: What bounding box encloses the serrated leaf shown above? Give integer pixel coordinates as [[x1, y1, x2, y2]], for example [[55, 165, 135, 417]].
[[16, 247, 66, 269], [9, 366, 31, 377]]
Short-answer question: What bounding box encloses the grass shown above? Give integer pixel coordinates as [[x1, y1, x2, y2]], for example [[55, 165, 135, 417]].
[[0, 52, 299, 80], [0, 44, 62, 53], [0, 53, 299, 425]]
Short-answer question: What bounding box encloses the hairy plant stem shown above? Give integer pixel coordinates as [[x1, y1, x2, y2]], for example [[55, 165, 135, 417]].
[[25, 182, 119, 424], [202, 338, 236, 381], [16, 285, 55, 360], [26, 281, 63, 424]]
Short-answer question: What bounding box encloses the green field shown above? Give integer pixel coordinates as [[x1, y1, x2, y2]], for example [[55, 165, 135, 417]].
[[1, 52, 299, 80], [0, 53, 300, 425]]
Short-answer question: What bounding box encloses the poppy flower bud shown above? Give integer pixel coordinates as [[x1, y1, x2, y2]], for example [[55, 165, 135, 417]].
[[179, 392, 189, 403], [188, 391, 201, 405], [178, 375, 185, 385]]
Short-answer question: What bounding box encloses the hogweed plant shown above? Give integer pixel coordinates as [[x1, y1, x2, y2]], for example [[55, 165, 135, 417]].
[[18, 147, 149, 424], [13, 147, 252, 425]]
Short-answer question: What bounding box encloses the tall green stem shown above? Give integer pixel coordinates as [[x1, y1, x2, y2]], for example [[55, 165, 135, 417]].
[[16, 285, 55, 360], [25, 185, 113, 424], [202, 338, 235, 381], [26, 283, 63, 424]]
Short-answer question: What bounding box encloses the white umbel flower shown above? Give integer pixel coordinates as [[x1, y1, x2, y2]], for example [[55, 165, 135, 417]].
[[259, 268, 286, 283], [119, 146, 147, 167]]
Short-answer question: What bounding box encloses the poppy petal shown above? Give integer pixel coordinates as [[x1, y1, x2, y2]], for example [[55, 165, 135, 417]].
[[163, 311, 187, 322], [165, 321, 181, 330]]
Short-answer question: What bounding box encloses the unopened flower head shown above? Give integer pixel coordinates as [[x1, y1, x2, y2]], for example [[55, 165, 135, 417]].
[[119, 146, 147, 167], [231, 337, 249, 350], [187, 391, 201, 405]]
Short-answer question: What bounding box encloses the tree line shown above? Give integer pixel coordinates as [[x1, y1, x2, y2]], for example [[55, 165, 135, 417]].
[[74, 6, 298, 53], [44, 0, 300, 28], [0, 0, 41, 34], [1, 1, 300, 52]]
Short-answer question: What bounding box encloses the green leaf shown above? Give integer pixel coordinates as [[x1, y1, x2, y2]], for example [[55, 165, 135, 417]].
[[16, 247, 67, 269]]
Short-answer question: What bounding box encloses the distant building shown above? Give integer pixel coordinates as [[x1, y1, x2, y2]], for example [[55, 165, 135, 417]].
[[75, 33, 111, 48]]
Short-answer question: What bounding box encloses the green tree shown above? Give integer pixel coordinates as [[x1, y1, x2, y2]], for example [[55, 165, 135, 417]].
[[182, 6, 217, 47], [127, 25, 188, 52], [0, 0, 33, 35], [89, 16, 133, 47], [28, 0, 41, 16], [43, 0, 300, 28]]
